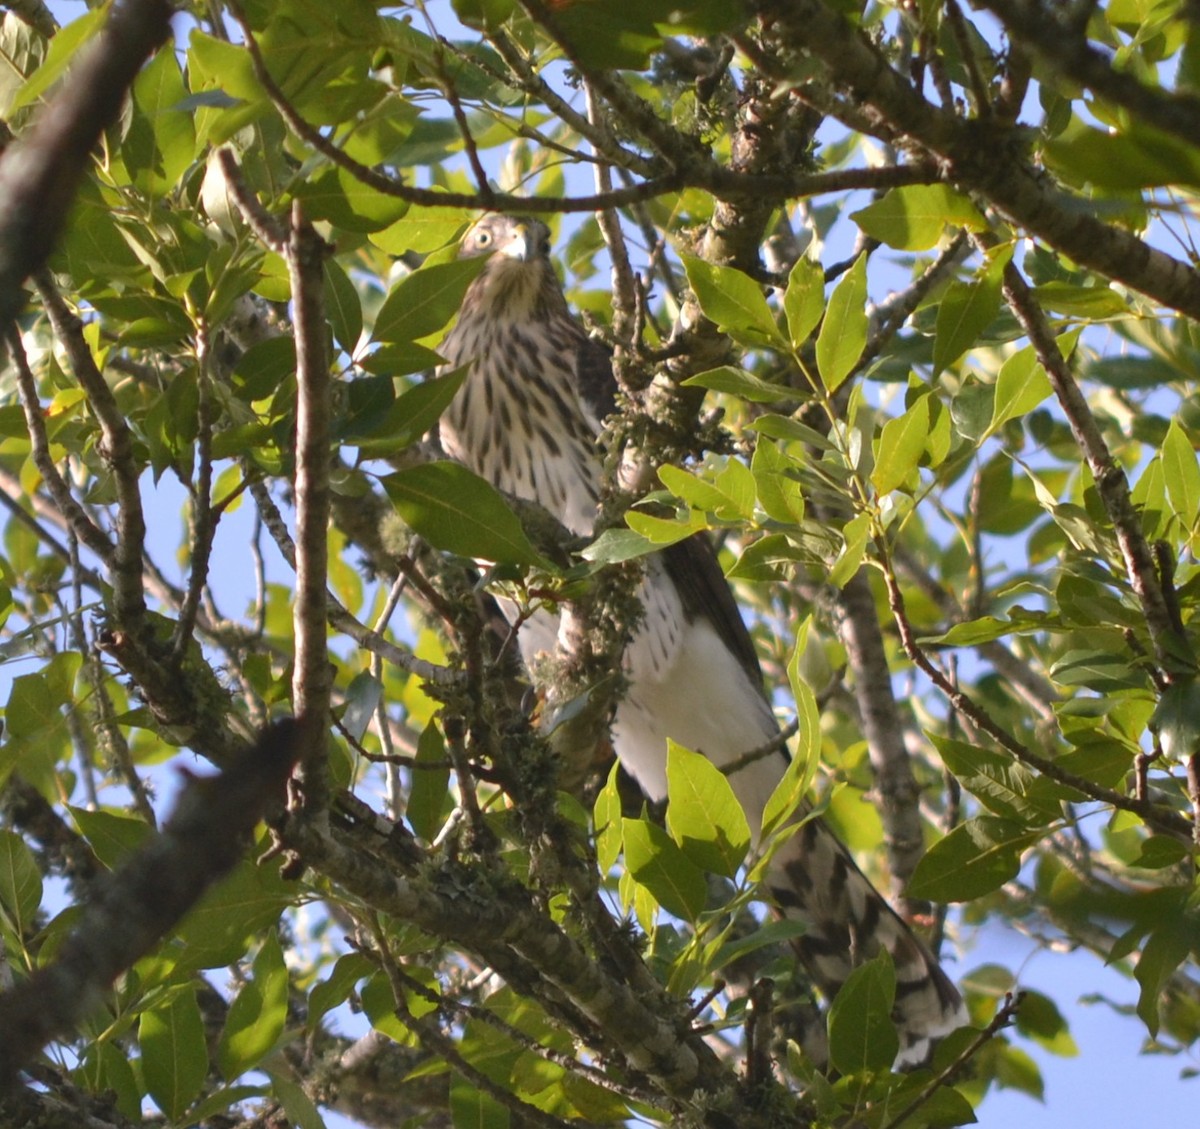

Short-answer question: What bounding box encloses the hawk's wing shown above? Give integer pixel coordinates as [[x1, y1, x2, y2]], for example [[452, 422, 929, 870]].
[[574, 334, 767, 697], [661, 536, 766, 694]]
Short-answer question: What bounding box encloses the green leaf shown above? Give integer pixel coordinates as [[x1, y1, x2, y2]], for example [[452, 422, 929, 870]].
[[988, 345, 1051, 435], [299, 165, 408, 234], [751, 439, 805, 524], [325, 258, 364, 356], [907, 816, 1041, 902], [872, 395, 930, 495], [373, 258, 487, 346], [1135, 916, 1193, 1036], [347, 369, 468, 453], [0, 830, 42, 937], [713, 918, 810, 968], [1131, 836, 1191, 869], [268, 1070, 329, 1129], [827, 952, 899, 1074], [850, 184, 986, 250], [76, 1042, 143, 1121], [933, 274, 1002, 375], [371, 205, 473, 254], [408, 719, 451, 843], [360, 970, 415, 1044], [1161, 419, 1200, 533], [659, 464, 740, 517], [1045, 122, 1200, 190], [450, 1073, 510, 1129], [625, 508, 708, 546], [621, 817, 707, 922], [383, 461, 549, 566], [681, 365, 793, 403], [5, 654, 77, 738], [218, 929, 290, 1078], [594, 761, 623, 873], [665, 742, 751, 878], [1032, 281, 1127, 318], [681, 255, 785, 348], [715, 457, 755, 518], [341, 670, 382, 743], [827, 511, 871, 590], [172, 858, 293, 972], [1014, 989, 1078, 1056], [308, 952, 375, 1031], [140, 986, 208, 1120], [128, 47, 196, 195], [932, 735, 1065, 823], [71, 806, 153, 868], [1149, 679, 1200, 762], [580, 526, 660, 564], [10, 9, 104, 111], [783, 256, 825, 347], [763, 618, 820, 835], [815, 253, 867, 392]]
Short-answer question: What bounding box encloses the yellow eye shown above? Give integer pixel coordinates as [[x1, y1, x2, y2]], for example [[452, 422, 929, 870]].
[[475, 230, 492, 248]]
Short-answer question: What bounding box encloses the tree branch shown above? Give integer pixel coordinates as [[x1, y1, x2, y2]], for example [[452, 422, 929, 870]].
[[0, 0, 173, 324], [832, 570, 928, 902], [980, 0, 1200, 150], [757, 0, 1200, 320], [0, 721, 300, 1094], [286, 201, 334, 809], [994, 252, 1192, 679]]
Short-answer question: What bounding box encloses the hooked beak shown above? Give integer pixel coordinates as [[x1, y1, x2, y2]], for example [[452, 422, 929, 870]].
[[508, 221, 537, 263]]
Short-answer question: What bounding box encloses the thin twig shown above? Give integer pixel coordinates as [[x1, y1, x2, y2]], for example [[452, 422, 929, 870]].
[[216, 147, 287, 249], [172, 323, 218, 663], [486, 27, 658, 177], [368, 928, 608, 1129], [37, 273, 147, 626], [247, 479, 456, 685], [428, 29, 493, 203], [5, 326, 113, 565], [879, 992, 1023, 1129], [386, 956, 658, 1104], [994, 250, 1192, 679], [879, 552, 1193, 840], [943, 0, 993, 115]]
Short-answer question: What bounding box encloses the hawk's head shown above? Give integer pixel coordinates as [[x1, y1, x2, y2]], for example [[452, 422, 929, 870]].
[[459, 214, 557, 319]]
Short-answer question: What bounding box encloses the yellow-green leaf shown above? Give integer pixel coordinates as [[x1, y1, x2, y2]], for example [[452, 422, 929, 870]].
[[872, 396, 930, 495], [665, 742, 751, 878], [851, 184, 985, 250], [815, 254, 867, 392]]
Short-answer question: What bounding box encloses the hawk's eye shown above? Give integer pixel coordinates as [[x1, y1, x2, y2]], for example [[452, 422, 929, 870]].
[[475, 230, 492, 248]]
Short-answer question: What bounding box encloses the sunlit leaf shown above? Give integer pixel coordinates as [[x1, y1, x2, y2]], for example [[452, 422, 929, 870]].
[[665, 741, 751, 877], [851, 184, 985, 250], [682, 255, 785, 348], [140, 986, 208, 1120], [907, 816, 1042, 902], [621, 817, 707, 921], [815, 254, 867, 392], [218, 929, 290, 1078]]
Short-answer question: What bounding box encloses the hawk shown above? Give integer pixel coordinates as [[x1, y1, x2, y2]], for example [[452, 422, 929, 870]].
[[438, 214, 965, 1065]]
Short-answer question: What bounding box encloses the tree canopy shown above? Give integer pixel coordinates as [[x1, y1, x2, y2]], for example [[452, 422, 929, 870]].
[[0, 1, 1198, 1126]]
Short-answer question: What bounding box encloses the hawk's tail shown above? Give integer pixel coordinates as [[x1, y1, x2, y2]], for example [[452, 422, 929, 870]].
[[762, 807, 967, 1067]]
